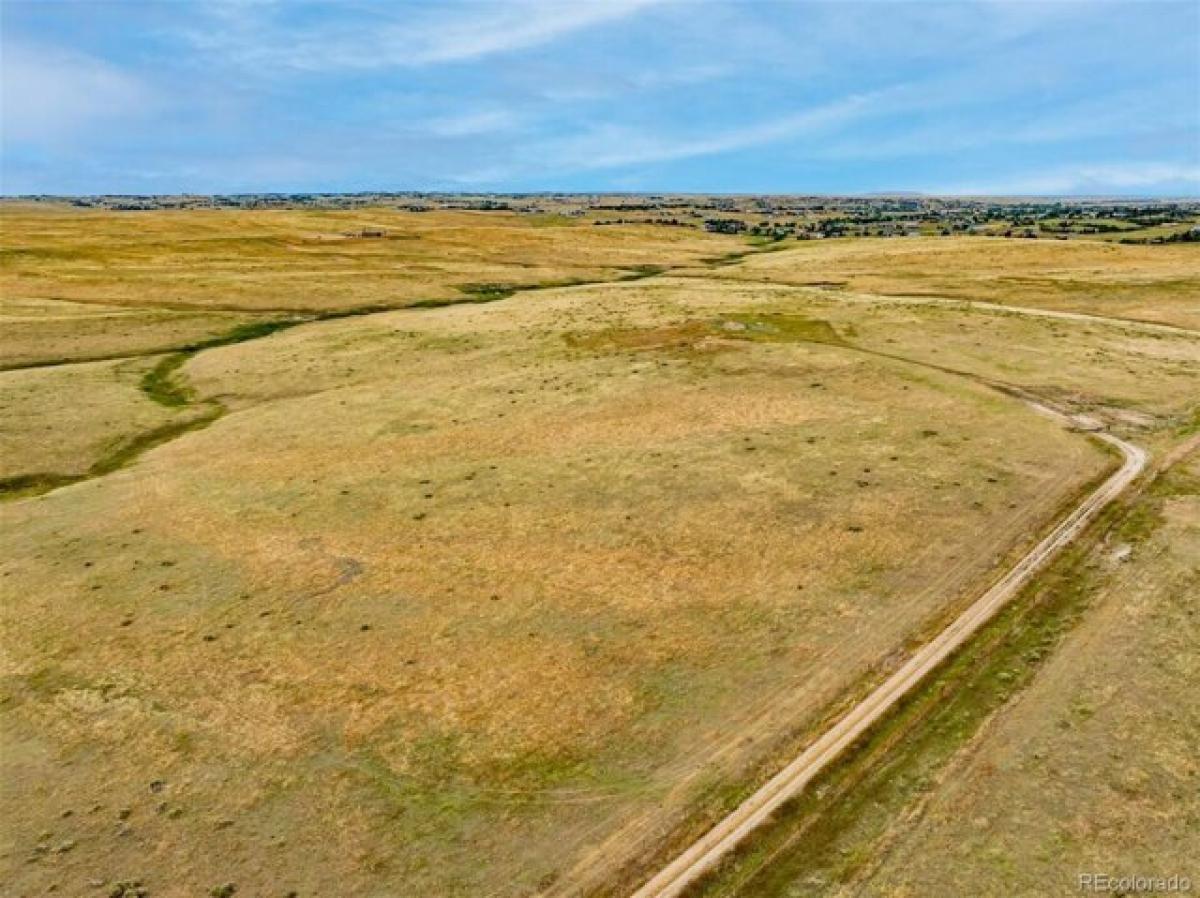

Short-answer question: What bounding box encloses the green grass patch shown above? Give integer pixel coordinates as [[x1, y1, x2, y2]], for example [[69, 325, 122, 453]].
[[409, 282, 538, 307], [564, 313, 842, 357], [140, 352, 193, 406], [4, 664, 93, 702], [0, 472, 80, 499], [0, 407, 224, 502], [700, 251, 754, 267], [190, 318, 303, 348], [719, 312, 845, 346], [456, 282, 520, 302], [89, 408, 222, 476], [142, 318, 304, 406]]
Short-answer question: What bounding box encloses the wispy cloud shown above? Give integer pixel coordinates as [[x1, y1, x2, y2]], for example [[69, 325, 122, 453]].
[[2, 0, 1196, 195], [811, 84, 1197, 161], [533, 62, 733, 102], [185, 0, 663, 71], [511, 66, 1029, 175], [531, 88, 891, 171]]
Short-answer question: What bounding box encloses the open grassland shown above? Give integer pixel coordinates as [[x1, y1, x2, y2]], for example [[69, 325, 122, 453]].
[[532, 278, 1199, 426], [668, 440, 1198, 898], [0, 296, 273, 371], [0, 203, 729, 314], [0, 355, 212, 489], [707, 236, 1200, 329], [1, 209, 1197, 897], [842, 451, 1200, 897], [0, 203, 734, 368]]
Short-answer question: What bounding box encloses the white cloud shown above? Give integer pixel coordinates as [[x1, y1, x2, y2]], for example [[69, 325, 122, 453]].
[[810, 85, 1197, 161], [400, 0, 663, 66], [444, 164, 519, 186], [520, 62, 1105, 176], [1, 42, 155, 144], [186, 0, 664, 71], [532, 88, 890, 171]]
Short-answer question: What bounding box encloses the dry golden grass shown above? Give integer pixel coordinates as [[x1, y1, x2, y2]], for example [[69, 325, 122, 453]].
[[772, 286, 1198, 421], [710, 236, 1200, 329], [0, 204, 734, 313], [0, 280, 1110, 897], [1, 215, 1195, 896], [1, 204, 737, 368], [0, 355, 206, 483], [490, 276, 1200, 422], [846, 453, 1200, 898], [0, 297, 267, 369]]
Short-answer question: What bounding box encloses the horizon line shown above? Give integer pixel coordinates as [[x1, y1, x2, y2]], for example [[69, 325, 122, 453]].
[[4, 191, 1198, 202]]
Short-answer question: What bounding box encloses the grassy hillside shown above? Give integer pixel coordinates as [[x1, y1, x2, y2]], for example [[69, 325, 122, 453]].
[[1, 209, 1196, 897]]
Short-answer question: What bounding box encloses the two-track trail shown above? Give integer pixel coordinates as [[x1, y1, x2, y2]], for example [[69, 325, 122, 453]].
[[632, 421, 1146, 898]]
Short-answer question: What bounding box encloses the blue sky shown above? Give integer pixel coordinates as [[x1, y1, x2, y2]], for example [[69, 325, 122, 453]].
[[2, 0, 1197, 196]]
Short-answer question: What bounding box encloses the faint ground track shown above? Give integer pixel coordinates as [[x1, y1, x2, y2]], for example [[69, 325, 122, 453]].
[[627, 421, 1146, 898], [541, 293, 1182, 897], [1, 253, 1181, 895]]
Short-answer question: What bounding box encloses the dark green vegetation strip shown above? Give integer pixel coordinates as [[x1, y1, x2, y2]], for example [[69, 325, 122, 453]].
[[91, 409, 223, 476], [176, 317, 308, 355], [2, 244, 845, 500], [699, 251, 754, 267], [414, 270, 672, 308], [0, 472, 80, 500], [140, 352, 193, 406], [408, 284, 515, 308], [681, 464, 1182, 898], [5, 254, 760, 501], [1, 315, 310, 374], [0, 409, 221, 501], [409, 279, 581, 308], [4, 244, 781, 372], [3, 273, 615, 499], [140, 318, 307, 406], [0, 317, 299, 499], [700, 236, 794, 267]]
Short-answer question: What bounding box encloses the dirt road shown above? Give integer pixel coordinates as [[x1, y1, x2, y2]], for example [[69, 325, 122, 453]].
[[631, 425, 1147, 898]]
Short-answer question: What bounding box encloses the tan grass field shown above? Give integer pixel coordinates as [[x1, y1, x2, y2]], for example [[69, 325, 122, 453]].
[[0, 204, 734, 369], [1, 207, 1197, 897], [844, 452, 1200, 898], [708, 236, 1200, 330], [0, 297, 271, 370], [0, 355, 208, 484], [0, 204, 729, 313]]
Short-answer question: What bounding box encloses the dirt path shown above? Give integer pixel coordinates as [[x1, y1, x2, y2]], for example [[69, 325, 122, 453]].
[[670, 269, 1200, 338], [850, 293, 1200, 337], [630, 420, 1147, 898]]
